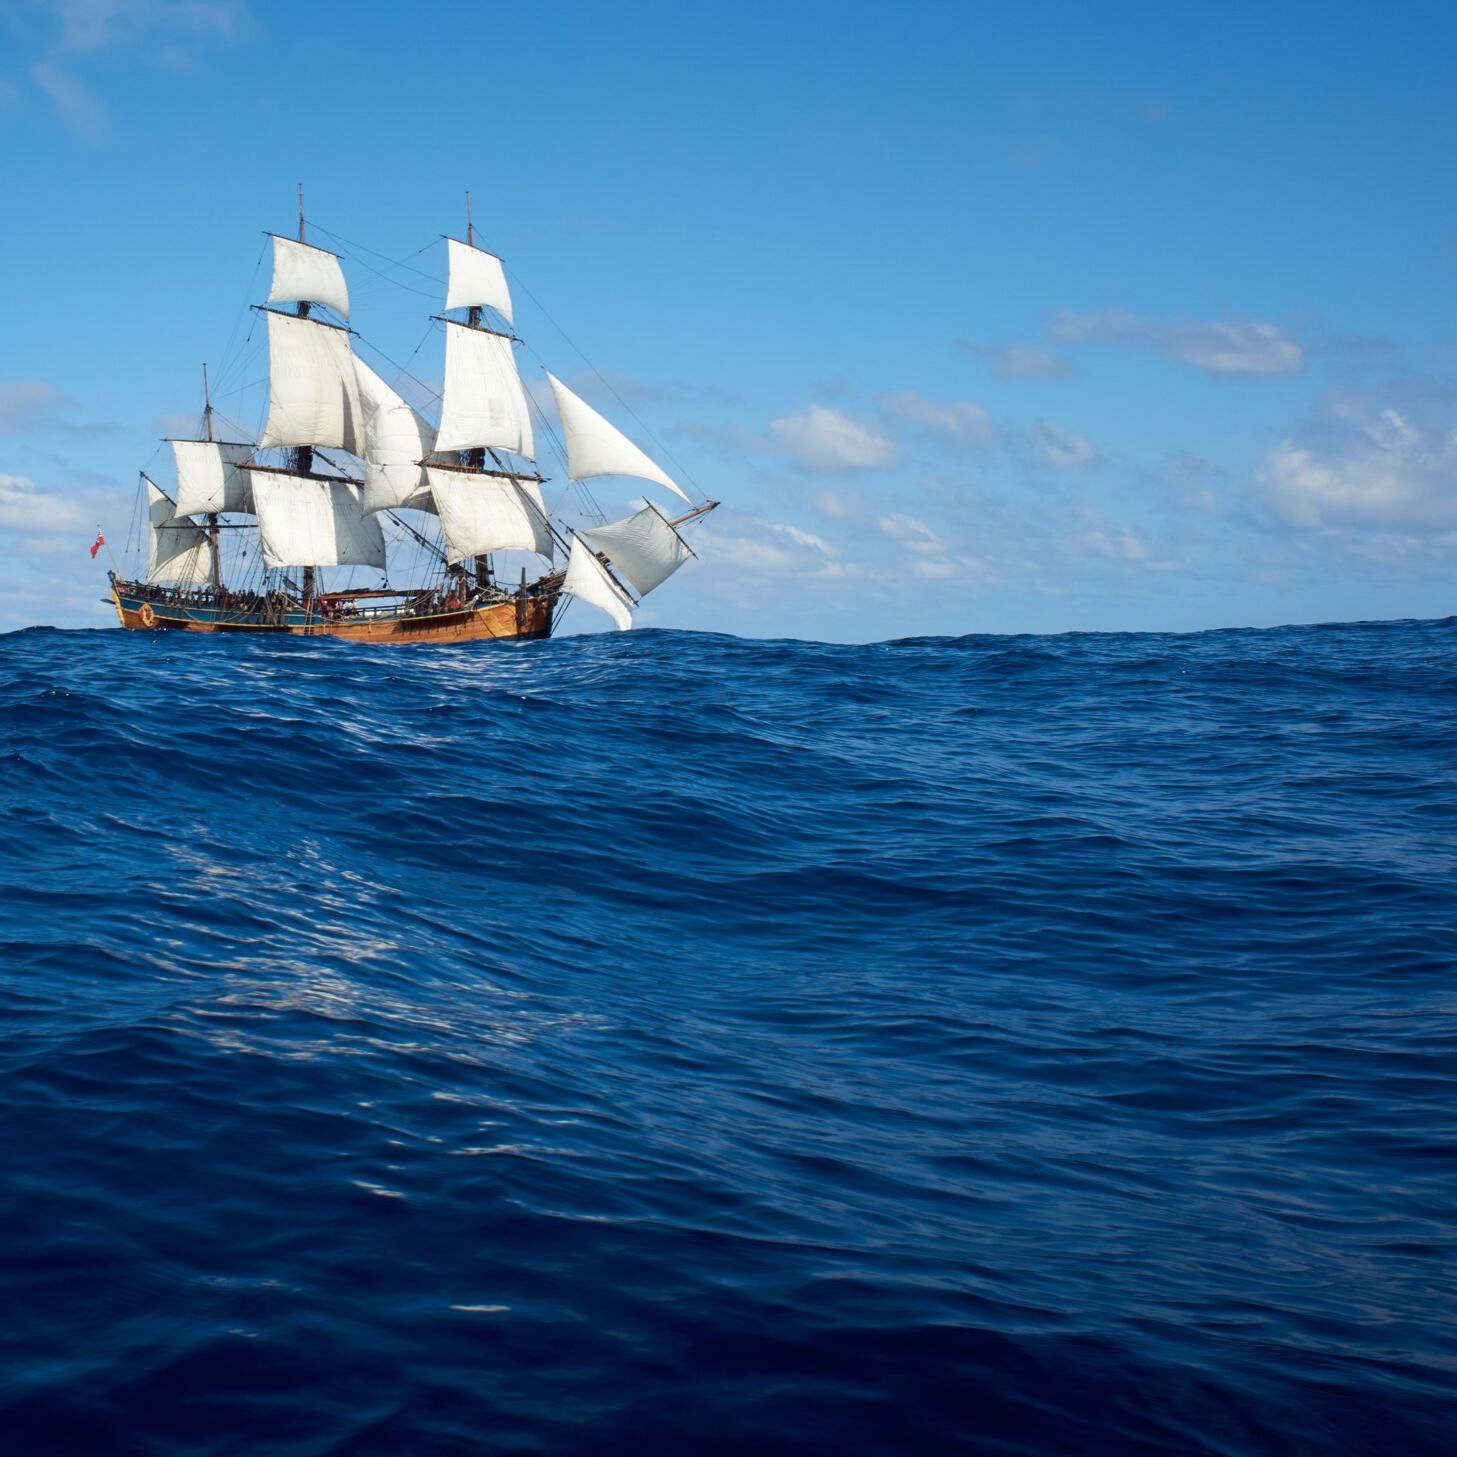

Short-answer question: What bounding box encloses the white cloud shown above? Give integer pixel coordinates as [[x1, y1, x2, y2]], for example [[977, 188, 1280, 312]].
[[812, 488, 860, 520], [767, 405, 896, 472], [958, 341, 1073, 380], [878, 513, 944, 554], [0, 380, 71, 435], [879, 390, 995, 446], [909, 557, 958, 579], [0, 474, 89, 533], [21, 2, 251, 139], [30, 61, 105, 139], [699, 515, 840, 574], [53, 1, 249, 53], [1051, 309, 1303, 376], [1258, 405, 1457, 530], [1082, 528, 1151, 562], [1031, 421, 1098, 468]]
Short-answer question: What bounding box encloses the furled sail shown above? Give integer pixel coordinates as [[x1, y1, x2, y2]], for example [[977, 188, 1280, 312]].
[[171, 440, 254, 517], [145, 478, 211, 584], [434, 322, 534, 459], [354, 358, 437, 515], [444, 238, 513, 323], [267, 235, 350, 317], [545, 372, 690, 503], [562, 533, 634, 631], [258, 311, 364, 455], [581, 505, 692, 596], [250, 473, 386, 570], [425, 467, 552, 563]]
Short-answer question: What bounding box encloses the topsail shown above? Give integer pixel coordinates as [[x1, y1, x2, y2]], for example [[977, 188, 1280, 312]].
[[258, 310, 365, 455], [171, 440, 254, 518], [435, 322, 534, 458]]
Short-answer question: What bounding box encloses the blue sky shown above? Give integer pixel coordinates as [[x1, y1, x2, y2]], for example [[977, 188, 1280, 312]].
[[3, 0, 1457, 640]]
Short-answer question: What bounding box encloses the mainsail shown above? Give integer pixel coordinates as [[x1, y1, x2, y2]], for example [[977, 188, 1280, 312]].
[[171, 440, 254, 518], [581, 505, 693, 596], [435, 322, 534, 458], [562, 533, 635, 631], [144, 478, 211, 584], [251, 474, 386, 570], [355, 358, 436, 515], [426, 468, 552, 563], [545, 373, 690, 503], [258, 310, 364, 455]]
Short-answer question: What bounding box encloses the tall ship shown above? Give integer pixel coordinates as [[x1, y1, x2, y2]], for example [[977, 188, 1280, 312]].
[[106, 194, 717, 641]]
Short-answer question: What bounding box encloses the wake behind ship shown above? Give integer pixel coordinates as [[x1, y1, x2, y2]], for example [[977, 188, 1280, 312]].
[[107, 194, 717, 642]]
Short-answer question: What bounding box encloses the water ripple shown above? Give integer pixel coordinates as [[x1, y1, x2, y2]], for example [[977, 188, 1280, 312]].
[[1, 619, 1454, 1454]]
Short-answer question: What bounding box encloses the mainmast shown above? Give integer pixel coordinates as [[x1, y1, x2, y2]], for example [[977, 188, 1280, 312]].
[[464, 192, 491, 593], [295, 183, 316, 607]]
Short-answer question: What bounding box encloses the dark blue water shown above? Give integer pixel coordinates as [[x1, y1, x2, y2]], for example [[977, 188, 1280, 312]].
[[1, 620, 1453, 1456]]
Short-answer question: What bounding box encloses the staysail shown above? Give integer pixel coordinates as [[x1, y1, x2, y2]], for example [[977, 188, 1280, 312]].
[[444, 238, 513, 323], [354, 358, 436, 515], [545, 373, 690, 504], [171, 440, 254, 518], [144, 478, 211, 584], [434, 322, 534, 458], [425, 467, 552, 563], [562, 532, 634, 631], [258, 311, 365, 455], [250, 473, 386, 570], [581, 505, 692, 596], [266, 235, 350, 317]]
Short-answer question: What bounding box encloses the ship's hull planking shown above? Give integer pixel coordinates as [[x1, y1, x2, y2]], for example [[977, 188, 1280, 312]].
[[110, 584, 555, 643]]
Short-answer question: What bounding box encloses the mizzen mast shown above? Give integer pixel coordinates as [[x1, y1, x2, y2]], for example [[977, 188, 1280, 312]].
[[201, 362, 221, 591]]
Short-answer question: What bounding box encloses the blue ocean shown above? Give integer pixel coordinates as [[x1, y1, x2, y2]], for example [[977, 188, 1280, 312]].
[[1, 619, 1453, 1455]]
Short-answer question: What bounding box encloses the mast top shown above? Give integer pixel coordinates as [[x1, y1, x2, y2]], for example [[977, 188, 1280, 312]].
[[202, 362, 213, 442], [297, 182, 306, 243], [466, 191, 474, 248]]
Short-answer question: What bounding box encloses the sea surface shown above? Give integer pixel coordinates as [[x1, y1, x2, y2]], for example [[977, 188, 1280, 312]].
[[1, 618, 1453, 1456]]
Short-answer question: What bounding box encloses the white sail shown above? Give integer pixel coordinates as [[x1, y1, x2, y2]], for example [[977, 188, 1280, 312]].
[[145, 479, 211, 584], [435, 322, 534, 459], [258, 311, 364, 455], [545, 372, 690, 503], [250, 473, 386, 569], [562, 532, 634, 631], [444, 238, 513, 323], [267, 235, 350, 317], [582, 505, 692, 596], [354, 358, 436, 515], [425, 467, 552, 563], [171, 440, 254, 517]]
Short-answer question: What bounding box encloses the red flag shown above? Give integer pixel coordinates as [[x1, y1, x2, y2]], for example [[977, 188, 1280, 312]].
[[89, 531, 105, 559]]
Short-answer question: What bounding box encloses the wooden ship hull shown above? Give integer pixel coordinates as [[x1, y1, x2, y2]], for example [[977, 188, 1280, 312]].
[[109, 577, 558, 643]]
